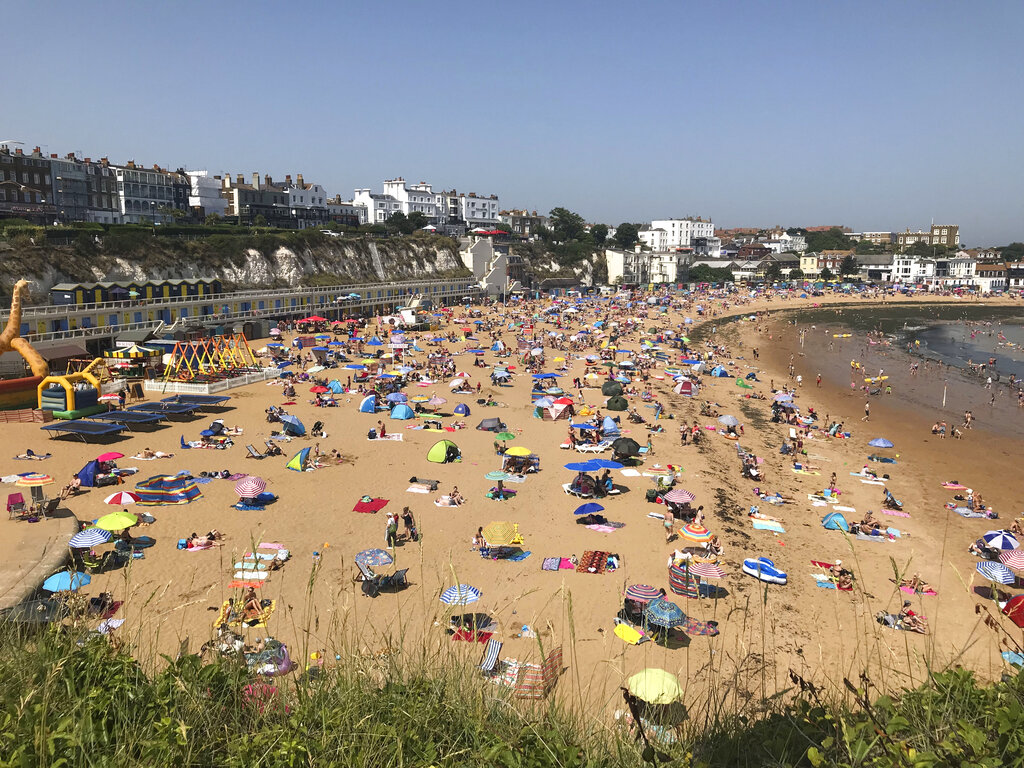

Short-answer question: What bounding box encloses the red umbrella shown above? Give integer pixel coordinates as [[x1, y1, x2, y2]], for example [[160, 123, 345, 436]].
[[1000, 550, 1024, 571], [688, 562, 726, 579], [96, 452, 125, 462], [554, 397, 574, 405], [309, 386, 329, 394], [664, 488, 696, 504], [234, 476, 267, 498], [1003, 595, 1024, 628], [104, 491, 141, 505], [624, 584, 662, 603], [302, 315, 327, 323]]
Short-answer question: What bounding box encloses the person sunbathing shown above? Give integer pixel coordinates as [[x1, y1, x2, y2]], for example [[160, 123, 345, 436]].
[[60, 474, 82, 500], [15, 449, 50, 460], [836, 571, 854, 590], [188, 530, 223, 548], [450, 486, 465, 505], [748, 507, 780, 522], [899, 573, 933, 593], [830, 560, 844, 579], [898, 601, 927, 633], [241, 588, 264, 622]]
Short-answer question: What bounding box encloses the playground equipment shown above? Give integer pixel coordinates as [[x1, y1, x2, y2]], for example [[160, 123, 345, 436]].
[[163, 334, 258, 382], [0, 280, 50, 410], [37, 358, 106, 419]]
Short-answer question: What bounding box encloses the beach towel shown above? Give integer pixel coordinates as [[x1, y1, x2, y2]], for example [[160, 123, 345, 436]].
[[233, 571, 269, 580], [506, 550, 532, 562], [793, 469, 820, 476], [860, 479, 885, 486], [243, 552, 278, 560], [193, 477, 215, 484], [354, 498, 389, 513], [541, 557, 560, 571], [647, 512, 666, 520], [613, 622, 646, 645], [370, 433, 404, 441], [559, 558, 576, 570], [185, 543, 213, 551], [883, 509, 911, 518], [586, 524, 620, 533], [214, 599, 276, 629], [227, 580, 265, 589], [234, 561, 268, 570], [899, 585, 938, 596], [955, 509, 990, 519], [620, 469, 641, 477], [752, 520, 786, 533], [834, 506, 857, 513], [810, 560, 835, 569], [227, 472, 247, 481], [451, 629, 493, 643], [406, 484, 431, 494], [942, 482, 967, 490], [259, 542, 283, 549], [887, 527, 902, 538], [816, 580, 837, 589], [577, 551, 609, 574], [132, 455, 159, 460], [855, 532, 887, 543]]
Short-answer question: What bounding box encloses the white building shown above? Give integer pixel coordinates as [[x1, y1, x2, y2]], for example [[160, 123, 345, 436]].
[[761, 232, 807, 254], [891, 255, 936, 284], [460, 236, 523, 296], [382, 177, 441, 220], [353, 188, 401, 224], [459, 192, 500, 228], [638, 218, 715, 251], [185, 171, 227, 218], [111, 161, 175, 224], [604, 247, 688, 285], [327, 198, 367, 224]]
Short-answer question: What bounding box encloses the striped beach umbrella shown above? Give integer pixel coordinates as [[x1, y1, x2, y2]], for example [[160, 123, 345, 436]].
[[663, 488, 696, 504], [977, 561, 1016, 585], [687, 561, 726, 579], [69, 528, 113, 549], [983, 530, 1019, 550], [234, 476, 268, 498], [624, 584, 663, 603], [15, 473, 53, 487], [679, 523, 713, 544], [103, 491, 140, 506], [999, 550, 1024, 571], [440, 585, 481, 605]]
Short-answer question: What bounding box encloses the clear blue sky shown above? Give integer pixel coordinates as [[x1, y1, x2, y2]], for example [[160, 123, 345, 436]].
[[6, 0, 1023, 245]]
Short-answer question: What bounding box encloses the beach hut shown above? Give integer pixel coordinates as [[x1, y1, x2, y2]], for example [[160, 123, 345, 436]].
[[390, 403, 415, 420], [606, 395, 628, 412], [427, 440, 461, 464], [286, 447, 311, 472], [822, 512, 850, 531], [454, 402, 471, 416], [134, 475, 203, 505], [358, 395, 377, 413]]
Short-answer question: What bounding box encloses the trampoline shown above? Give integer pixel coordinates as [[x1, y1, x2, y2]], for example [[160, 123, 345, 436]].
[[40, 421, 126, 442], [160, 394, 231, 407], [90, 411, 166, 430], [127, 403, 201, 416]]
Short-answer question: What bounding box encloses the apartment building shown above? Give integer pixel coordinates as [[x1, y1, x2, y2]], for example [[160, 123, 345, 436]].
[[0, 145, 57, 224]]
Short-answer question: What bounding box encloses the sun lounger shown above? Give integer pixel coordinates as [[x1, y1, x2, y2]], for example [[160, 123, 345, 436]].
[[40, 421, 126, 442], [562, 483, 594, 499], [575, 441, 611, 454], [90, 411, 165, 430], [480, 638, 502, 675]]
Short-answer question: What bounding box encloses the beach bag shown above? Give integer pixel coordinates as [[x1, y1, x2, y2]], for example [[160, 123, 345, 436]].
[[646, 489, 659, 503]]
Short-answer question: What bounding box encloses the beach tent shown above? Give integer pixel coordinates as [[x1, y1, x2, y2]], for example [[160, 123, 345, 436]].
[[328, 379, 345, 395], [668, 564, 701, 599], [390, 403, 415, 420], [427, 440, 461, 464], [691, 362, 706, 374], [280, 414, 305, 436], [358, 395, 377, 413], [534, 401, 574, 421], [601, 416, 621, 437], [606, 395, 628, 412], [710, 365, 729, 377], [453, 402, 471, 416], [736, 378, 753, 389], [76, 459, 100, 487], [286, 447, 311, 472], [601, 381, 623, 397], [822, 512, 850, 531], [134, 475, 203, 505], [477, 417, 505, 432], [674, 380, 698, 397]]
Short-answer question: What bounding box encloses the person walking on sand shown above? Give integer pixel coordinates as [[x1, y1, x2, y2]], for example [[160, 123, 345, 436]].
[[663, 510, 675, 544], [816, 373, 821, 388], [862, 401, 870, 421]]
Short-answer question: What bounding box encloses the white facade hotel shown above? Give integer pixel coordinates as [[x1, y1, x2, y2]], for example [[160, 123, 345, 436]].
[[185, 170, 227, 218], [638, 217, 715, 251]]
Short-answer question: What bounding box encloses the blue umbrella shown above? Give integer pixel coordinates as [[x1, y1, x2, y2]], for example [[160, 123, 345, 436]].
[[42, 571, 91, 592], [564, 461, 602, 472], [69, 528, 112, 548], [570, 423, 596, 430], [276, 360, 294, 368], [984, 531, 1020, 550], [345, 364, 367, 370], [590, 459, 624, 470], [355, 548, 394, 567], [868, 438, 894, 448], [386, 393, 408, 403], [440, 585, 481, 605], [199, 429, 215, 437], [574, 502, 605, 516], [643, 597, 687, 629], [977, 561, 1016, 584]]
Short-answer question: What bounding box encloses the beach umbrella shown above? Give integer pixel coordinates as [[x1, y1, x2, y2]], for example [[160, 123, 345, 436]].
[[773, 393, 793, 402], [589, 459, 624, 470], [868, 438, 894, 448], [977, 561, 1016, 585], [411, 395, 430, 403], [573, 502, 605, 516], [199, 429, 216, 437], [42, 571, 91, 592], [96, 452, 125, 462], [611, 437, 640, 457], [482, 521, 517, 546], [679, 523, 712, 543], [386, 393, 408, 403], [355, 548, 394, 567], [999, 550, 1024, 571], [15, 473, 53, 487], [440, 585, 481, 605], [234, 476, 267, 498], [984, 530, 1019, 550], [717, 415, 739, 427], [69, 528, 112, 549], [643, 597, 688, 629], [564, 461, 601, 472], [624, 584, 663, 603], [95, 511, 138, 531], [1003, 596, 1024, 628], [309, 385, 329, 394], [345, 364, 366, 370], [626, 668, 683, 705], [663, 488, 696, 504], [533, 396, 555, 408], [485, 471, 511, 481], [103, 491, 140, 506], [688, 562, 726, 579], [496, 431, 516, 441], [504, 446, 531, 457]]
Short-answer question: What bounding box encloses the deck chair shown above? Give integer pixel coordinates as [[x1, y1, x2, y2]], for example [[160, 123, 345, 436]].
[[245, 444, 266, 459], [6, 493, 26, 519], [38, 498, 59, 518], [378, 568, 409, 591], [354, 561, 381, 597], [80, 550, 115, 573], [479, 638, 502, 675]]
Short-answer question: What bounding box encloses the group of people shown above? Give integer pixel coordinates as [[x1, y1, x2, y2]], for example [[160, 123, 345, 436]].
[[384, 507, 417, 548]]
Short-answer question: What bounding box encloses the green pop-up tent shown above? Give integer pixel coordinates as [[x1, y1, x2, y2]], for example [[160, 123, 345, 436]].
[[427, 440, 461, 463]]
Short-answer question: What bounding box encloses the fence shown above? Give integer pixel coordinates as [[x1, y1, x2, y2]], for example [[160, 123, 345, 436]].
[[142, 368, 278, 395]]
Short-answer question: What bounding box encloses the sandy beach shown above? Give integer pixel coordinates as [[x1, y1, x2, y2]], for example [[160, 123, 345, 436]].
[[4, 290, 1021, 717]]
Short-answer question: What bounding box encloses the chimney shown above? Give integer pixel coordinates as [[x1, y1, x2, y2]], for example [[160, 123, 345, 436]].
[[153, 164, 160, 171], [284, 174, 292, 186], [32, 146, 41, 155], [50, 153, 57, 159], [126, 160, 136, 169], [235, 174, 244, 185], [15, 148, 23, 155], [264, 174, 272, 187], [296, 173, 304, 187], [84, 158, 91, 164], [101, 158, 108, 167], [252, 172, 260, 190]]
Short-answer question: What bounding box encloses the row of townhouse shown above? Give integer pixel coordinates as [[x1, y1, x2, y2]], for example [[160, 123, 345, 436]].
[[847, 224, 960, 252], [637, 217, 721, 257]]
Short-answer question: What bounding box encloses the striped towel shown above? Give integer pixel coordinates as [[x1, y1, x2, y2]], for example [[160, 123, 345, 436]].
[[259, 542, 283, 549], [752, 520, 785, 533]]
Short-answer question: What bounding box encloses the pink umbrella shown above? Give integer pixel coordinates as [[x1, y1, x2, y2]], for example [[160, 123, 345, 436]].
[[663, 488, 696, 504], [234, 476, 268, 498], [624, 584, 663, 603], [104, 491, 141, 505], [687, 562, 726, 579], [999, 550, 1024, 571], [97, 452, 125, 462]]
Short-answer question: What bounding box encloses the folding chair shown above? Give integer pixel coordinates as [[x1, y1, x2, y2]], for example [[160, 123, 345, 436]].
[[378, 568, 409, 591], [479, 638, 502, 675], [6, 493, 26, 519], [245, 444, 266, 459]]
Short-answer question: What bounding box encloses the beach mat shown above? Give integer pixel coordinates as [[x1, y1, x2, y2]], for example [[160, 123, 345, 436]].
[[752, 520, 785, 533], [233, 571, 269, 580], [900, 585, 938, 596], [577, 551, 609, 574], [883, 509, 911, 518], [370, 434, 403, 441], [227, 580, 265, 589], [406, 484, 431, 494], [354, 498, 389, 513], [559, 557, 576, 570]]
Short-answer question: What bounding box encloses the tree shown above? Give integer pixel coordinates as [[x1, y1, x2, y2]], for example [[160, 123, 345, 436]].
[[406, 211, 429, 231], [820, 266, 834, 281], [689, 264, 734, 284], [204, 213, 222, 226], [494, 221, 512, 234], [614, 223, 639, 249], [906, 241, 948, 258], [253, 214, 268, 227], [805, 227, 853, 252], [386, 211, 417, 235], [590, 223, 608, 245], [763, 262, 783, 283], [855, 239, 882, 255], [549, 207, 587, 242], [534, 224, 553, 243], [788, 268, 804, 280], [839, 255, 859, 277], [1001, 242, 1024, 260]]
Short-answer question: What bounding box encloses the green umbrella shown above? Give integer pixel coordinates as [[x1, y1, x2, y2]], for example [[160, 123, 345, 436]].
[[496, 432, 516, 441], [485, 471, 511, 481]]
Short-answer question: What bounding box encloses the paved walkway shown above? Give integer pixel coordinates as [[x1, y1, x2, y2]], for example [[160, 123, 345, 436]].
[[0, 508, 78, 610]]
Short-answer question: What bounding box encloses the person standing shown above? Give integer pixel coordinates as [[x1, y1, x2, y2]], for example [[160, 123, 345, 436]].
[[862, 401, 870, 421], [816, 373, 822, 388], [401, 507, 417, 542]]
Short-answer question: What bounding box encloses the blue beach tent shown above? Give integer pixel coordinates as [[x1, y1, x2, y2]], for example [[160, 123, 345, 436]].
[[822, 512, 850, 532], [454, 402, 471, 416], [358, 395, 377, 413], [390, 403, 415, 420]]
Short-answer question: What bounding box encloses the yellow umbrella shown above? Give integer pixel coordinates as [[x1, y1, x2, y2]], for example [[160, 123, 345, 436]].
[[504, 446, 531, 457], [15, 473, 54, 487], [95, 511, 138, 531], [627, 668, 683, 705], [481, 521, 517, 546], [554, 357, 565, 362]]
